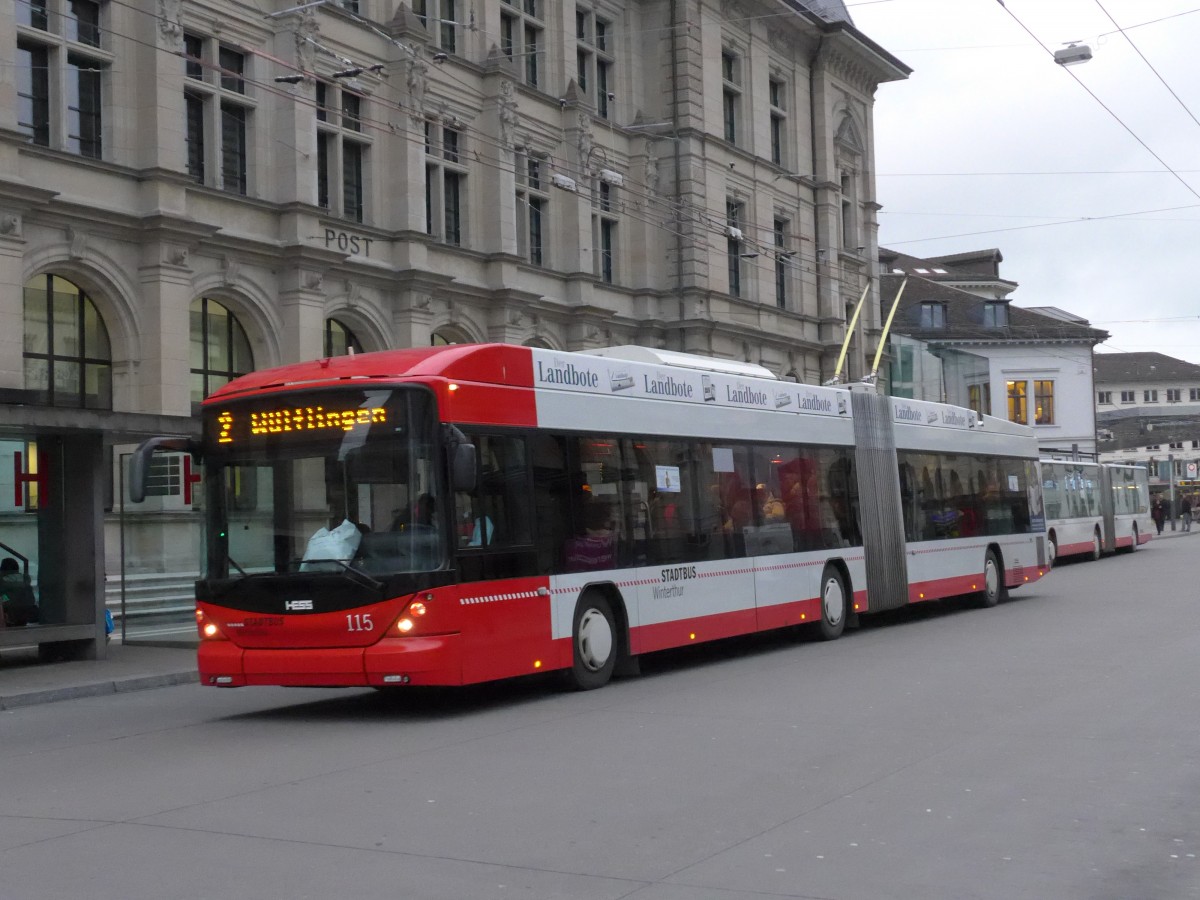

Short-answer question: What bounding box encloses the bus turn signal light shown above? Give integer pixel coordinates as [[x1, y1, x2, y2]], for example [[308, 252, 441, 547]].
[[396, 618, 414, 633], [196, 610, 228, 641]]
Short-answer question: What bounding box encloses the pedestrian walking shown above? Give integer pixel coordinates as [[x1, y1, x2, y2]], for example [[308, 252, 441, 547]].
[[1182, 495, 1192, 532], [1152, 497, 1167, 535]]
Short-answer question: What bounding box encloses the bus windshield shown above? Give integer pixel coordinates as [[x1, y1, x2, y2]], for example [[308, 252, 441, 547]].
[[200, 387, 445, 581]]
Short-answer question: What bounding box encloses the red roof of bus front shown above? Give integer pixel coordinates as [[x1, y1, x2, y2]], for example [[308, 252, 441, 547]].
[[203, 344, 536, 403], [202, 343, 541, 428]]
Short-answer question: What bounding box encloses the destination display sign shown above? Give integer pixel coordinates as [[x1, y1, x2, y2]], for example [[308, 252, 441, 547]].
[[211, 399, 388, 446]]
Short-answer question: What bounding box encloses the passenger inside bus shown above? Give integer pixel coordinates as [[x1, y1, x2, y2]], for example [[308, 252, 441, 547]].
[[564, 500, 617, 571], [391, 493, 436, 530]]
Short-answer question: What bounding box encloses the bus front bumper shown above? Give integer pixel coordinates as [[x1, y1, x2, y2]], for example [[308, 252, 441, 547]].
[[198, 634, 464, 688]]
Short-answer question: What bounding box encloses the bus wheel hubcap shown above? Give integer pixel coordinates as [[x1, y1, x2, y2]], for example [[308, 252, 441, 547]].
[[986, 561, 998, 597], [578, 608, 613, 671], [824, 579, 845, 626]]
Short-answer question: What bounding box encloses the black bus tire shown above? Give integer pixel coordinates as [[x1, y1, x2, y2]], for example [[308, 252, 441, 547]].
[[568, 593, 618, 690], [816, 566, 848, 641], [1090, 529, 1102, 561], [979, 548, 1006, 608]]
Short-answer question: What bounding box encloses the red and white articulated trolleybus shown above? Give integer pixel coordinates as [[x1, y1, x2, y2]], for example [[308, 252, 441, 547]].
[[131, 344, 1048, 691], [1039, 460, 1153, 564]]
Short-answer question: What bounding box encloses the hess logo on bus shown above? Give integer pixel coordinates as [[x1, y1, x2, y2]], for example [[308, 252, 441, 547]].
[[284, 599, 314, 611]]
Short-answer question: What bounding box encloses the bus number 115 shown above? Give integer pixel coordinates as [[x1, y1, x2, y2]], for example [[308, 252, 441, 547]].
[[346, 614, 374, 632]]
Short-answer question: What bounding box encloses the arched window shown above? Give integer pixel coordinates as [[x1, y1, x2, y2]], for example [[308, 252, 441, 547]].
[[23, 274, 112, 408], [324, 318, 363, 357], [190, 297, 252, 407]]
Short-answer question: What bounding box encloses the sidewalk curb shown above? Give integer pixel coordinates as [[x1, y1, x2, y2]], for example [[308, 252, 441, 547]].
[[0, 671, 198, 711]]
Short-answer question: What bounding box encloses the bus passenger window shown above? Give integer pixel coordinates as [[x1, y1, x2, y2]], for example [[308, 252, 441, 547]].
[[455, 433, 532, 549], [626, 438, 696, 564]]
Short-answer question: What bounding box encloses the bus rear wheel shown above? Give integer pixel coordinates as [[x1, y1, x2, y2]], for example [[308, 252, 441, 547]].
[[1128, 524, 1139, 553], [568, 593, 617, 690], [815, 566, 847, 641], [979, 549, 1007, 608], [1090, 530, 1102, 561]]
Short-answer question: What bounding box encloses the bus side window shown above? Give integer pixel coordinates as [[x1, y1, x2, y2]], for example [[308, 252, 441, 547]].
[[628, 438, 696, 564], [455, 433, 532, 550], [826, 451, 861, 547], [695, 442, 751, 561], [530, 434, 571, 573], [897, 459, 918, 542]]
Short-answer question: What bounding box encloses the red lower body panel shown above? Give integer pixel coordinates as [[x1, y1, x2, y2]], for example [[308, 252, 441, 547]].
[[755, 597, 824, 631], [1057, 540, 1095, 558], [631, 608, 757, 656], [199, 634, 465, 688], [908, 564, 1045, 604]]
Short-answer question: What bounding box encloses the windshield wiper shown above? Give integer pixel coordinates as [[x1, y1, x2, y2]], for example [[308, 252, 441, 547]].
[[290, 558, 384, 591]]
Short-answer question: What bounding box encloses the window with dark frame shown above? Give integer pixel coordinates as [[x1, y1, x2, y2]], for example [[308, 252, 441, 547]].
[[773, 218, 788, 309], [425, 120, 466, 245], [1034, 380, 1054, 425], [16, 42, 50, 146], [324, 317, 363, 357], [516, 150, 548, 265], [413, 0, 457, 54], [726, 199, 743, 298], [500, 0, 543, 88], [919, 302, 946, 328], [1007, 380, 1027, 424], [17, 4, 109, 158], [722, 50, 740, 144], [318, 80, 370, 222], [22, 273, 113, 409], [576, 8, 614, 119], [969, 383, 991, 416], [184, 34, 253, 195], [592, 178, 618, 284], [769, 77, 786, 166], [190, 297, 253, 409]]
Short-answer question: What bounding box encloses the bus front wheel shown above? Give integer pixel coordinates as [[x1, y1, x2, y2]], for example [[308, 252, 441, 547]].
[[1091, 530, 1102, 561], [1047, 533, 1058, 568], [979, 549, 1007, 608], [1128, 524, 1139, 553], [568, 593, 617, 690], [816, 566, 847, 641]]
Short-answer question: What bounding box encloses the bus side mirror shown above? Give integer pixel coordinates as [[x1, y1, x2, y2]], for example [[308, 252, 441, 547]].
[[129, 437, 197, 503], [452, 443, 477, 493]]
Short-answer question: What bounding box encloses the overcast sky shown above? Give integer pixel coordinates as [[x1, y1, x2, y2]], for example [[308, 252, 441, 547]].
[[848, 0, 1200, 364]]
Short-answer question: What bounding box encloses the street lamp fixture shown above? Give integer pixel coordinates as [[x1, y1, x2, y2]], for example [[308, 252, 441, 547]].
[[1054, 42, 1093, 66]]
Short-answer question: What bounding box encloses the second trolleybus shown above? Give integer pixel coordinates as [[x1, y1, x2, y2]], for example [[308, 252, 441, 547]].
[[1039, 460, 1153, 564], [131, 343, 1049, 691]]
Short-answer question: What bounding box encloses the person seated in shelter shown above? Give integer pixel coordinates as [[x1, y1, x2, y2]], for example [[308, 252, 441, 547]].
[[0, 557, 39, 627], [564, 501, 617, 572]]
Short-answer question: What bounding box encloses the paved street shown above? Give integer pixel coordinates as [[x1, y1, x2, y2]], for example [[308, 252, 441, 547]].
[[3, 535, 1199, 900]]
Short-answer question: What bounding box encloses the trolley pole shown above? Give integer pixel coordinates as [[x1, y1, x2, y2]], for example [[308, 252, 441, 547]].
[[1169, 453, 1177, 531]]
